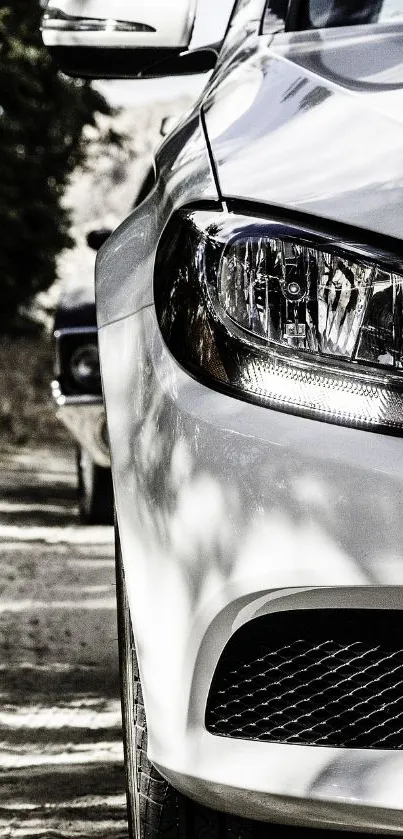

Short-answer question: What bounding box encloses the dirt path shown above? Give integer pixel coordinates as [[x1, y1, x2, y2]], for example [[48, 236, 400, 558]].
[[0, 447, 126, 838]]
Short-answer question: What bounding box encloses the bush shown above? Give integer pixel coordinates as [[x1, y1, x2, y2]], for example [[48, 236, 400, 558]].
[[0, 0, 115, 332], [0, 335, 70, 448]]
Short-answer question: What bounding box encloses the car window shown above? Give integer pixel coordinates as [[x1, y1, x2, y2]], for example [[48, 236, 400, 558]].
[[263, 0, 403, 33]]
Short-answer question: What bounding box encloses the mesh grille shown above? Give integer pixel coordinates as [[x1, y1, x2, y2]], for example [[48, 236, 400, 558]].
[[205, 610, 403, 749]]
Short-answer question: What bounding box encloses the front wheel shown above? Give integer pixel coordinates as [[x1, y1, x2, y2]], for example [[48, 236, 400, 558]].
[[76, 445, 113, 525], [115, 527, 264, 839]]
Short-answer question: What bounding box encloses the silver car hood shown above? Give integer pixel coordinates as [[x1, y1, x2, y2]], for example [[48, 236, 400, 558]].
[[204, 23, 403, 241]]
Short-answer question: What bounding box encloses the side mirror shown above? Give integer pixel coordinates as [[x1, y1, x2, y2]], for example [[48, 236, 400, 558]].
[[41, 0, 198, 78], [86, 228, 112, 251]]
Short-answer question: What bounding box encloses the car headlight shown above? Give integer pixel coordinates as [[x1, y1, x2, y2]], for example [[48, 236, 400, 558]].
[[70, 343, 101, 391], [155, 209, 403, 432]]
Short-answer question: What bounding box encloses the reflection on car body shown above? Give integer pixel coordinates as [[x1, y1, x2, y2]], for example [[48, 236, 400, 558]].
[[43, 0, 403, 836]]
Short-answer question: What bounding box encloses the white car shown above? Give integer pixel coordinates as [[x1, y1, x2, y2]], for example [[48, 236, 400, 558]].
[[43, 0, 403, 836]]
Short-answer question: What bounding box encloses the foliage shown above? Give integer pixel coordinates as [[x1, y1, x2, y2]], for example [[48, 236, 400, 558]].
[[0, 0, 114, 332], [0, 333, 70, 447]]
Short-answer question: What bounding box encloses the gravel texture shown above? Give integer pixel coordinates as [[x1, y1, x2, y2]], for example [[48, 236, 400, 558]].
[[0, 446, 126, 838]]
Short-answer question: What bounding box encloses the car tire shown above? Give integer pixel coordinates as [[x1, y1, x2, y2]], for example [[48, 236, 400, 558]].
[[76, 445, 113, 525], [115, 526, 263, 839]]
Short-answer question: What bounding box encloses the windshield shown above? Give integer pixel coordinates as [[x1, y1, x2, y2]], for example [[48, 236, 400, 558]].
[[263, 0, 403, 32]]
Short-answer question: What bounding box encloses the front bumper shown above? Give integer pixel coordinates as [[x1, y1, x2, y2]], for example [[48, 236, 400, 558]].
[[157, 739, 403, 834], [100, 305, 403, 832], [52, 380, 110, 468]]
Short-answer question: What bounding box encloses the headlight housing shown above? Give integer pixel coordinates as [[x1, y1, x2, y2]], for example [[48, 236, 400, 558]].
[[70, 343, 101, 391], [155, 210, 403, 432]]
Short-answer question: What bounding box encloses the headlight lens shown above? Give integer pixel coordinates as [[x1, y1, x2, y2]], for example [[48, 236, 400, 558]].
[[70, 343, 101, 390], [155, 211, 403, 432], [220, 236, 403, 367]]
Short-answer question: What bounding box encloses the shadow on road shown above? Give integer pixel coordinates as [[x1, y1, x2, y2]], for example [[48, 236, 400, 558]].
[[0, 447, 127, 838]]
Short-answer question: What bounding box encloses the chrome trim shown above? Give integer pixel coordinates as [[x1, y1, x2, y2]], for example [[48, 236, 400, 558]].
[[54, 326, 97, 338], [42, 9, 156, 33]]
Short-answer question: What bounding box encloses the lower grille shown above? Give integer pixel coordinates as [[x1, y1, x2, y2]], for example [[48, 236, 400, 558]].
[[205, 610, 403, 749]]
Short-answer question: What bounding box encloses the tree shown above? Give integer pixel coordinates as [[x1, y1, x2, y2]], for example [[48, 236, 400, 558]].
[[0, 0, 115, 332]]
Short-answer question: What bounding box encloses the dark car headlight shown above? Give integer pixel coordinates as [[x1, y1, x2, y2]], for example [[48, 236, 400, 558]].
[[155, 209, 403, 432], [70, 343, 101, 390]]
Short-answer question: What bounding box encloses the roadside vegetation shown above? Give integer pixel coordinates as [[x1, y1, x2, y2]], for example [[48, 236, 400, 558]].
[[0, 0, 119, 332], [0, 335, 69, 448], [0, 1, 121, 449]]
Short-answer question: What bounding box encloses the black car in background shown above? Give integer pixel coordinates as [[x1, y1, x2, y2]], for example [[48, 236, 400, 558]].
[[52, 228, 112, 524]]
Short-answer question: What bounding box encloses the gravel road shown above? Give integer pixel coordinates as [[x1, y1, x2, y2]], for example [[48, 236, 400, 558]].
[[0, 446, 126, 838]]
